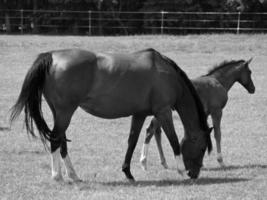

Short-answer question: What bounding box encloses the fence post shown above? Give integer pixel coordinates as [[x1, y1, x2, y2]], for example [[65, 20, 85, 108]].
[[237, 12, 241, 34], [20, 9, 24, 34], [161, 11, 165, 35], [88, 10, 92, 36]]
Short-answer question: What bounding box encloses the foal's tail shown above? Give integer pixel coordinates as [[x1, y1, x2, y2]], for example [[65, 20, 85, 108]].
[[10, 52, 53, 144]]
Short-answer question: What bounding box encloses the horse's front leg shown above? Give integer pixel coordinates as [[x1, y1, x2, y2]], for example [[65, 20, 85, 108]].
[[122, 115, 146, 181], [156, 107, 185, 176]]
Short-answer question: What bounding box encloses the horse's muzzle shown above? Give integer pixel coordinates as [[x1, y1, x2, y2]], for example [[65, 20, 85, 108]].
[[248, 87, 255, 94], [187, 171, 199, 179]]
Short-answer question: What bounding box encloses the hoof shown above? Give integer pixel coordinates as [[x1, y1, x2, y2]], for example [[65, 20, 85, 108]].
[[127, 177, 135, 183], [69, 177, 83, 183], [122, 164, 135, 181], [218, 161, 226, 168], [177, 169, 186, 177], [67, 173, 82, 183], [66, 177, 83, 184], [217, 157, 226, 168], [161, 161, 168, 169], [140, 157, 147, 171], [52, 173, 63, 182]]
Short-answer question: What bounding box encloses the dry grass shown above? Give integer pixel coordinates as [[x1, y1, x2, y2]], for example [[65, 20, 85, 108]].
[[0, 34, 267, 200]]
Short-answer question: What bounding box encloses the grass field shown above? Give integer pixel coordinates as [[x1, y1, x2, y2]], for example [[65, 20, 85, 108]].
[[0, 34, 267, 200]]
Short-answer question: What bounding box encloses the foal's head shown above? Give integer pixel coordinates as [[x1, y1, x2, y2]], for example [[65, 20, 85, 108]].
[[181, 128, 213, 179], [237, 58, 255, 94]]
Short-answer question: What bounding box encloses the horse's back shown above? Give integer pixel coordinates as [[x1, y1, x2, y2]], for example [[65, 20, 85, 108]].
[[79, 51, 156, 117], [79, 49, 179, 118], [192, 76, 228, 113]]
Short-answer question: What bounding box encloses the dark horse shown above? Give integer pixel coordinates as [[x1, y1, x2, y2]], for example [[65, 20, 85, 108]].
[[10, 48, 212, 182], [140, 58, 255, 170]]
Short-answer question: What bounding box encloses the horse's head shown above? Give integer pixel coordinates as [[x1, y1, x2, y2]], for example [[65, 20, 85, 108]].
[[238, 58, 255, 94], [181, 127, 213, 179]]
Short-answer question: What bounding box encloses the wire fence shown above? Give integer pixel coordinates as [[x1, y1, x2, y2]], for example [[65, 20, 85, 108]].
[[1, 9, 267, 35]]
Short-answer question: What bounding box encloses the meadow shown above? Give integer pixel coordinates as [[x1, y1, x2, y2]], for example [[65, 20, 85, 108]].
[[0, 34, 266, 200]]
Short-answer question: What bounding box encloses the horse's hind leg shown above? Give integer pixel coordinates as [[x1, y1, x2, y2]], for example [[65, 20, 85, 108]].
[[47, 102, 63, 181], [60, 135, 81, 182], [211, 109, 225, 167], [50, 109, 80, 182], [122, 115, 146, 181], [140, 119, 155, 171], [50, 136, 63, 181]]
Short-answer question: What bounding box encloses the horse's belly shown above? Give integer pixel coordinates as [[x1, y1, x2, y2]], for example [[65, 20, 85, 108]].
[[79, 94, 150, 119]]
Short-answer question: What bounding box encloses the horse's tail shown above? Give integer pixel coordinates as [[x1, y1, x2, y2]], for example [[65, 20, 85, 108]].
[[10, 52, 53, 145]]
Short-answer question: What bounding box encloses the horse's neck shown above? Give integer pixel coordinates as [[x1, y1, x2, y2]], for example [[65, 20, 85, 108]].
[[175, 83, 203, 136], [210, 66, 240, 92]]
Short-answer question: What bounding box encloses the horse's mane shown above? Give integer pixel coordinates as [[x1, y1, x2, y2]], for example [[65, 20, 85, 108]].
[[149, 49, 209, 132], [205, 59, 245, 76]]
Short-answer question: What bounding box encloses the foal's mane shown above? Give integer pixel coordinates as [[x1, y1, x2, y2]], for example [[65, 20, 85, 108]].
[[149, 49, 209, 132], [205, 59, 245, 76]]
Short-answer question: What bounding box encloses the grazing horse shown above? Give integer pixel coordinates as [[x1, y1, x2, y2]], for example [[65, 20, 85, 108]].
[[10, 48, 212, 182], [140, 58, 255, 170]]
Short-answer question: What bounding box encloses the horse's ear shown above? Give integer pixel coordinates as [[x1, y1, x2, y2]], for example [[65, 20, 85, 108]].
[[246, 57, 253, 65]]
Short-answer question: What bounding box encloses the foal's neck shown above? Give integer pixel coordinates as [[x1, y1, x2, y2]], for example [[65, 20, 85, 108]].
[[211, 65, 241, 92]]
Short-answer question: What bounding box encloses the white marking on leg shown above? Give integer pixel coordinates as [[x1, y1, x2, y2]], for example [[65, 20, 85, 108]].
[[51, 148, 62, 181], [175, 155, 186, 177], [140, 143, 149, 170], [63, 154, 81, 182]]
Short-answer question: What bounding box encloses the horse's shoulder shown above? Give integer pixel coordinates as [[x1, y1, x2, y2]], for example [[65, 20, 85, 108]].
[[133, 48, 156, 61]]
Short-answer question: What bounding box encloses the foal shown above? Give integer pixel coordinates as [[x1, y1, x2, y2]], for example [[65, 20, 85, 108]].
[[140, 58, 255, 170]]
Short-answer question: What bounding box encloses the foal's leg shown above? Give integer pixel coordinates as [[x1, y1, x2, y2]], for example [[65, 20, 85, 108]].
[[122, 115, 146, 181], [140, 120, 155, 171], [156, 107, 185, 176], [154, 128, 168, 169], [211, 109, 225, 167]]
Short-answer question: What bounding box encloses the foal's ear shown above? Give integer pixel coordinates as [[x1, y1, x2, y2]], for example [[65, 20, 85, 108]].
[[246, 57, 253, 65]]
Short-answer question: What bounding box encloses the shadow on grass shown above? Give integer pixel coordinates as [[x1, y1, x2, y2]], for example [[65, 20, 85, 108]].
[[0, 126, 10, 131], [16, 150, 46, 155], [203, 164, 267, 171], [2, 149, 46, 155], [95, 177, 249, 188]]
